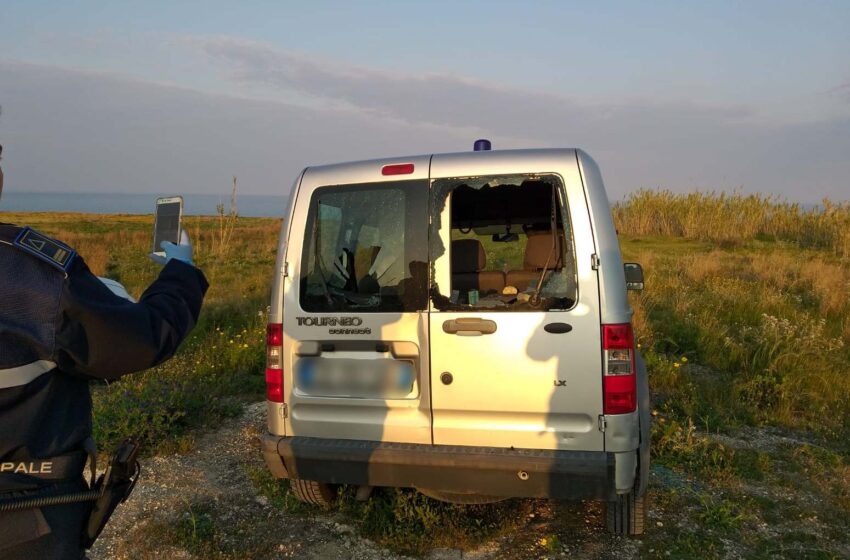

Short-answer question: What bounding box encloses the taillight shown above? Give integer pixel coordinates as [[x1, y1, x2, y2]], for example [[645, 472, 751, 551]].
[[602, 323, 636, 414], [265, 322, 284, 402], [381, 163, 414, 175]]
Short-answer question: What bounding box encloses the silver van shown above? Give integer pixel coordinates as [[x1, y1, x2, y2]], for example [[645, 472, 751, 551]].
[[261, 144, 650, 535]]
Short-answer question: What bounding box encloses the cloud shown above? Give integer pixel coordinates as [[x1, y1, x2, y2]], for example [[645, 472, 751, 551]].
[[181, 36, 850, 200], [828, 80, 850, 102], [1, 55, 849, 201], [186, 35, 756, 141], [0, 60, 476, 195]]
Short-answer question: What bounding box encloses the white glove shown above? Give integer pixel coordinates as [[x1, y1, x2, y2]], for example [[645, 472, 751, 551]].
[[149, 230, 194, 266]]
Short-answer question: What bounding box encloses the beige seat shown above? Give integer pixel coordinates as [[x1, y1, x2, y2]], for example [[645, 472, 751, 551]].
[[506, 231, 564, 292], [451, 239, 505, 294]]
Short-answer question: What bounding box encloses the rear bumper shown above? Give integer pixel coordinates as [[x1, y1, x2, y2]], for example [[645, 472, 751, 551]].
[[262, 435, 617, 500]]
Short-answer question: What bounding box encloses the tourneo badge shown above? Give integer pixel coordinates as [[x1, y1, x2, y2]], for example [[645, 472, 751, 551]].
[[13, 227, 76, 272]]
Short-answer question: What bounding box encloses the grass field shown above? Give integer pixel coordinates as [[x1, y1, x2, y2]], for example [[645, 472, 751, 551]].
[[6, 190, 849, 559]]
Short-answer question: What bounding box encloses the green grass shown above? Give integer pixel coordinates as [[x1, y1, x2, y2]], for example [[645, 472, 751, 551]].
[[248, 468, 528, 555], [132, 499, 280, 559], [336, 487, 527, 555], [129, 499, 240, 559], [246, 467, 309, 515]]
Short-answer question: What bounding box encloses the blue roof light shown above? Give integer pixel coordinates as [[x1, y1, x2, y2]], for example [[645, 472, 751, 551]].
[[473, 139, 492, 151]]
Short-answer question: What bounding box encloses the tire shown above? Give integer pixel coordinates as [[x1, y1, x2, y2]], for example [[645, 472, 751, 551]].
[[417, 488, 506, 504], [606, 489, 647, 536], [289, 479, 336, 508]]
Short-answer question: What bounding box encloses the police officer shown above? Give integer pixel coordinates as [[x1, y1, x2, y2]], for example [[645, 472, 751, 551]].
[[0, 143, 209, 559]]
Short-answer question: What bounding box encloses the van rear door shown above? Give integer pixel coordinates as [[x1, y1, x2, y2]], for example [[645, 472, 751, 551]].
[[428, 151, 604, 452], [281, 157, 432, 444]]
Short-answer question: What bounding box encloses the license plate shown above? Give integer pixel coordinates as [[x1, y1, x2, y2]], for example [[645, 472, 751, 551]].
[[294, 357, 415, 399]]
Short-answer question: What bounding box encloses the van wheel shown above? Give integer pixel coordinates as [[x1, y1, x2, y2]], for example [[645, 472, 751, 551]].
[[290, 479, 336, 508], [417, 488, 505, 504], [605, 490, 647, 536]]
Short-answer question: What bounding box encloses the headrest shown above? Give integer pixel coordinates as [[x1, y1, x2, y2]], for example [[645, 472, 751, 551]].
[[524, 231, 564, 271], [451, 239, 486, 273]]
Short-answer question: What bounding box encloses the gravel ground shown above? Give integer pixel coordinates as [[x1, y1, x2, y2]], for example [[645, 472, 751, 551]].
[[90, 403, 410, 560], [89, 403, 642, 560]]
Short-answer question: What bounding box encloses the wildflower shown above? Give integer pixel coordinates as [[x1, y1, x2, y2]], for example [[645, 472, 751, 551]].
[[673, 363, 680, 368], [681, 356, 688, 363]]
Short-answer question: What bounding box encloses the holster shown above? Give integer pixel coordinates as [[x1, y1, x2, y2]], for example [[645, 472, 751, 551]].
[[81, 439, 140, 549]]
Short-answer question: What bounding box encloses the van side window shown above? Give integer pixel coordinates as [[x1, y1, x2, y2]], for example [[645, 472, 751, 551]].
[[431, 175, 578, 311], [300, 181, 429, 312]]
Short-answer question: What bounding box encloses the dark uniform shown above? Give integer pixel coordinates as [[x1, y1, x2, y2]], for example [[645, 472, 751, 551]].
[[0, 223, 208, 559]]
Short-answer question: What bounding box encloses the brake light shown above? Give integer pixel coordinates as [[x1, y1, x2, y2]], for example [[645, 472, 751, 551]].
[[381, 163, 414, 175], [602, 323, 636, 414], [265, 322, 284, 402]]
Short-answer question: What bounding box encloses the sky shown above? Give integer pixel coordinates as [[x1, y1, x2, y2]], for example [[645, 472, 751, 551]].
[[1, 1, 849, 201]]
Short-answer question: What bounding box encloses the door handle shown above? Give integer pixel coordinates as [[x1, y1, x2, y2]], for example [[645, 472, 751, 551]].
[[543, 322, 573, 334], [442, 318, 497, 335]]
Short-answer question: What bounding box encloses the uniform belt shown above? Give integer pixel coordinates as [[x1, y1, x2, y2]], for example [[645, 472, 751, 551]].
[[0, 360, 57, 389], [0, 451, 88, 488]]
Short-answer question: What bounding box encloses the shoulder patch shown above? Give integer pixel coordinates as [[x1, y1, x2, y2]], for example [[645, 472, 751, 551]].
[[13, 227, 77, 272]]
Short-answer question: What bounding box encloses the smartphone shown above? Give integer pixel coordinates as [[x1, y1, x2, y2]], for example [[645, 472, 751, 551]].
[[152, 196, 183, 255]]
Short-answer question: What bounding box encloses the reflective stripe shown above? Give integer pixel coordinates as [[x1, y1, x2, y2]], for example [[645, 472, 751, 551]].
[[0, 360, 56, 389], [0, 450, 88, 481]]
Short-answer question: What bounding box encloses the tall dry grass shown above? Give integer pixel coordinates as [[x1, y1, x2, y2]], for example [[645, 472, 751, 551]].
[[625, 242, 850, 437], [613, 190, 850, 257]]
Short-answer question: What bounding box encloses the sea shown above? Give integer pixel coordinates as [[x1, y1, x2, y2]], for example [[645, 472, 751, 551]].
[[0, 191, 289, 217]]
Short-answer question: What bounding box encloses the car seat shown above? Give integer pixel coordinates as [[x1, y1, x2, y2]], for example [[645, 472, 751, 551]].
[[450, 239, 505, 294]]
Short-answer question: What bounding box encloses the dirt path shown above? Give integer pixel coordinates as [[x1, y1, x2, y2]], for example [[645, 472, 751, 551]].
[[89, 403, 643, 560], [90, 403, 408, 559]]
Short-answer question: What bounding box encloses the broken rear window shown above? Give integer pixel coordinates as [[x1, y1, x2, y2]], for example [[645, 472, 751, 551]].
[[300, 181, 429, 312], [430, 174, 578, 312]]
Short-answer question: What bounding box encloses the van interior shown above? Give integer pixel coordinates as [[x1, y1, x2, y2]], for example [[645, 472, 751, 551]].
[[439, 175, 577, 311]]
